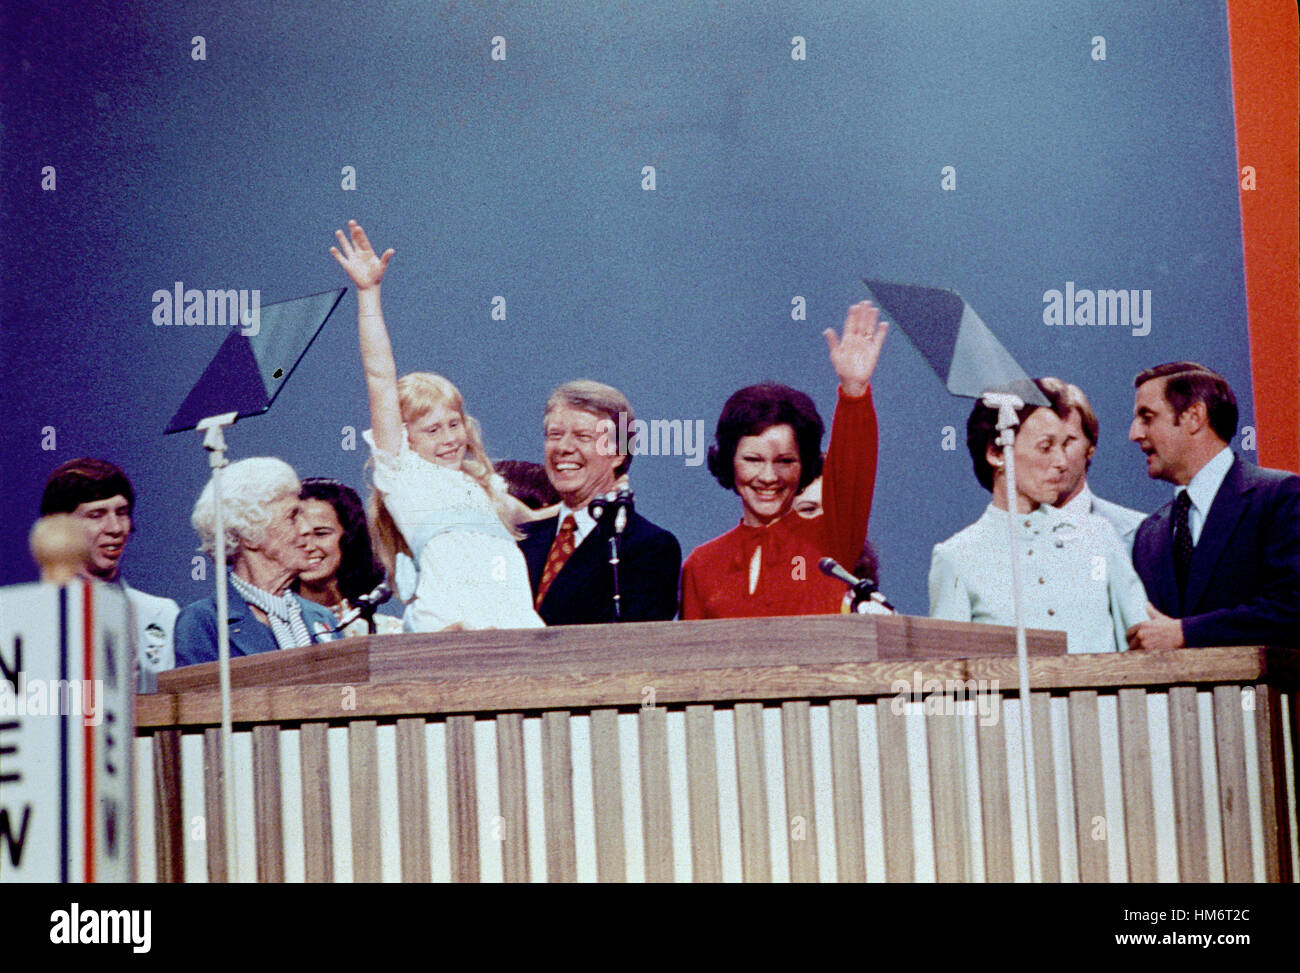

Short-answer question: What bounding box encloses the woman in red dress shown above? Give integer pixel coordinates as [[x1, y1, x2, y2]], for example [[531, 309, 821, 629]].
[[680, 301, 888, 618]]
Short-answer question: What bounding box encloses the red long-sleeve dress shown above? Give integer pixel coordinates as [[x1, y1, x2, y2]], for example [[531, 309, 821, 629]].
[[679, 387, 878, 618]]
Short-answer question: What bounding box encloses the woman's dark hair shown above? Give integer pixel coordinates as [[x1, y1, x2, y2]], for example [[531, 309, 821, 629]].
[[966, 379, 1071, 492], [706, 384, 825, 493], [494, 459, 560, 510], [299, 478, 386, 603]]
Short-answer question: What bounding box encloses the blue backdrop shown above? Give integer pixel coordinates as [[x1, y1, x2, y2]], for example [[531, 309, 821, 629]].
[[1, 0, 1253, 618]]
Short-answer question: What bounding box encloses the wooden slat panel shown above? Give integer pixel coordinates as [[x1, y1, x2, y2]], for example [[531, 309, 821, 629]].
[[298, 722, 333, 883], [1254, 685, 1293, 882], [1168, 686, 1209, 882], [781, 701, 819, 882], [926, 711, 967, 882], [445, 714, 479, 882], [495, 713, 530, 883], [348, 720, 380, 883], [1030, 692, 1060, 883], [541, 711, 577, 882], [875, 701, 913, 882], [1212, 685, 1253, 882], [202, 727, 227, 883], [589, 708, 625, 882], [828, 699, 866, 883], [733, 702, 770, 882], [976, 708, 1012, 882], [151, 729, 184, 883], [1116, 688, 1157, 883], [396, 717, 431, 882], [684, 704, 722, 883], [1068, 690, 1107, 883], [638, 706, 674, 882], [251, 724, 284, 882]]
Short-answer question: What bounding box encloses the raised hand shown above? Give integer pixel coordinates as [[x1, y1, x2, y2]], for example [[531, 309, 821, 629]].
[[329, 219, 394, 291], [824, 300, 888, 398]]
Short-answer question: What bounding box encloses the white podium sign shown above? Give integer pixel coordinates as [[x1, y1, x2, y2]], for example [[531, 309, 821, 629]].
[[0, 582, 134, 882]]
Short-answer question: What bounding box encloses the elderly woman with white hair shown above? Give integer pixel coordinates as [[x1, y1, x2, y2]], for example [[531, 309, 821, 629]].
[[175, 457, 339, 667]]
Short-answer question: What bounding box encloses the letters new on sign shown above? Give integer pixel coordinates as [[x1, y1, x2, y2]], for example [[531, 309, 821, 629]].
[[0, 582, 134, 882]]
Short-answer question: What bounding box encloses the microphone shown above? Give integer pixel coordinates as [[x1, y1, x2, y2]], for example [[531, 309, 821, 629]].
[[818, 557, 895, 614], [590, 487, 634, 536], [588, 487, 635, 621], [333, 581, 394, 633]]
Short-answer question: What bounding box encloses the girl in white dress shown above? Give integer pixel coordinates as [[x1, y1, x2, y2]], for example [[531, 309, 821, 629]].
[[330, 220, 543, 631]]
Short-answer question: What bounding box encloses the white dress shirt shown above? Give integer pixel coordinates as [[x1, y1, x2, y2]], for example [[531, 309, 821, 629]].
[[555, 500, 599, 547], [1176, 446, 1234, 545]]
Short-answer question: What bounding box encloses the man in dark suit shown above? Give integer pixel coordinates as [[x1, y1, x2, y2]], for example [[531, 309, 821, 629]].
[[519, 380, 681, 625], [1126, 361, 1300, 649]]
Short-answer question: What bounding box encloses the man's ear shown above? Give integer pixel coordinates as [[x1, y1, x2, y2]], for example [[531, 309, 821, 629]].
[[1178, 400, 1209, 434]]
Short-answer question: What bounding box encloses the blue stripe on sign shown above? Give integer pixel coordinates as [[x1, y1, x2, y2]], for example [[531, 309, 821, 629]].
[[58, 585, 68, 884]]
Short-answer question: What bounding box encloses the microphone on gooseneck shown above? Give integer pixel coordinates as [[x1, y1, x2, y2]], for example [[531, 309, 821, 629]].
[[589, 487, 635, 621], [333, 580, 394, 633], [590, 487, 634, 535], [818, 557, 896, 614], [612, 487, 633, 535]]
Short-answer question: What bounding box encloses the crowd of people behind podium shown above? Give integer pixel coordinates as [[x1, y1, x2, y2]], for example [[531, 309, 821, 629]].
[[28, 223, 1300, 680]]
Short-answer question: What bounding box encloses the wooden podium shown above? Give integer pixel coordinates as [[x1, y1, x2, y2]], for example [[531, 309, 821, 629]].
[[134, 616, 1299, 882]]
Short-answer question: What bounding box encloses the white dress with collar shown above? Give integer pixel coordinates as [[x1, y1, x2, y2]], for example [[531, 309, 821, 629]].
[[929, 503, 1148, 654], [365, 429, 543, 632]]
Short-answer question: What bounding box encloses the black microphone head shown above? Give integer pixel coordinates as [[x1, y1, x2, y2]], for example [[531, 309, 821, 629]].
[[588, 496, 609, 521], [358, 581, 393, 610], [818, 557, 838, 574]]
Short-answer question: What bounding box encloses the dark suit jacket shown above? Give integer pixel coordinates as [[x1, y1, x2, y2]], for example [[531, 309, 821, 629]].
[[1133, 454, 1300, 647], [519, 510, 681, 625]]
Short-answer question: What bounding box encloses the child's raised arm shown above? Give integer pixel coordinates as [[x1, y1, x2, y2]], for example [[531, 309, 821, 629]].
[[330, 220, 402, 455]]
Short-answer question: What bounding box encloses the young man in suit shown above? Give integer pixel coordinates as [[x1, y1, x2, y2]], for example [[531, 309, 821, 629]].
[[519, 380, 681, 625], [1042, 377, 1147, 551], [40, 458, 180, 682], [1126, 362, 1300, 650]]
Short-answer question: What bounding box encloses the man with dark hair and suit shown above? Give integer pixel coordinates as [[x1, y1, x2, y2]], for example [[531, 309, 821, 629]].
[[40, 458, 180, 681], [519, 380, 681, 625], [1126, 361, 1300, 650]]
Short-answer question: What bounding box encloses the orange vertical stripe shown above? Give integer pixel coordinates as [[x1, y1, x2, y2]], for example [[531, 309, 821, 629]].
[[1226, 0, 1300, 472]]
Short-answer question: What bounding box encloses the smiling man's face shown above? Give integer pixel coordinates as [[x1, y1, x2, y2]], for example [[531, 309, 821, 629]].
[[71, 494, 132, 580], [544, 404, 621, 509]]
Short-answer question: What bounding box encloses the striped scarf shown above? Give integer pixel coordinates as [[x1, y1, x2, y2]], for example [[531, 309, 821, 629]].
[[229, 573, 313, 649]]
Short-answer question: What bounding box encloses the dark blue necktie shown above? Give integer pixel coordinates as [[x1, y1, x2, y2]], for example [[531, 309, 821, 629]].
[[1172, 490, 1194, 599]]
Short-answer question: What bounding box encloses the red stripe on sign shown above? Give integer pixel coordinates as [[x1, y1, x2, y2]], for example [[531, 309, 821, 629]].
[[82, 580, 95, 883]]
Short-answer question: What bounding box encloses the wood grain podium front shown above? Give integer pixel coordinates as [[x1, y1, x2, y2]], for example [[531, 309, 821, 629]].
[[134, 616, 1300, 883]]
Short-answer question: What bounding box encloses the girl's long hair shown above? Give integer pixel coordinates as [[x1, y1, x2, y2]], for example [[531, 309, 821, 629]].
[[368, 372, 523, 585]]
